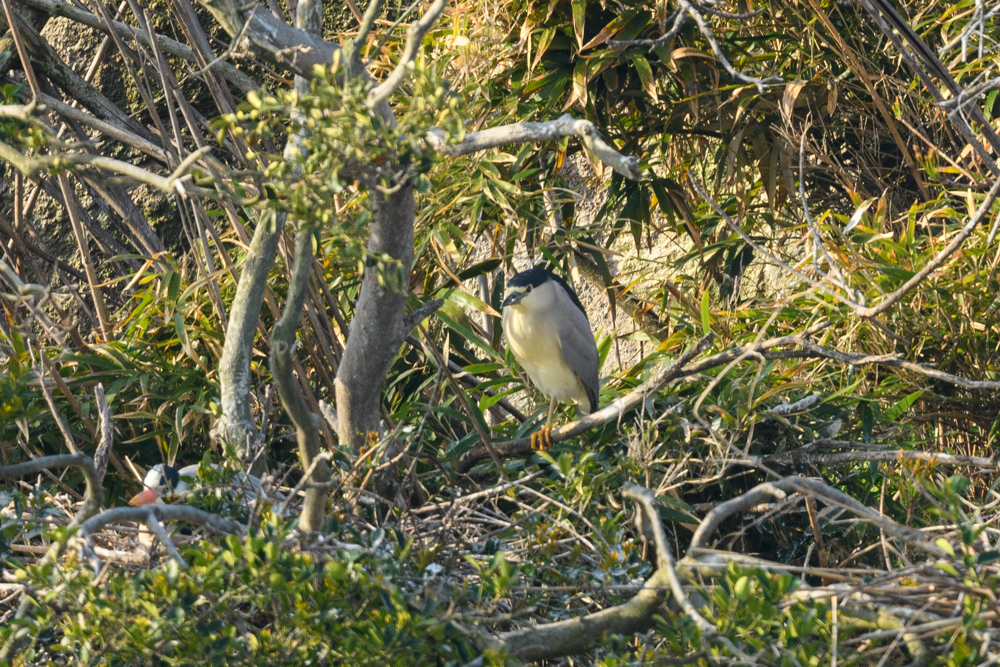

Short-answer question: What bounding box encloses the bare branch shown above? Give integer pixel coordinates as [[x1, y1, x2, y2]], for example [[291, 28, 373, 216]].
[[78, 505, 245, 561], [610, 0, 778, 92], [622, 483, 715, 634], [750, 447, 996, 468], [0, 138, 216, 196], [93, 383, 113, 486], [367, 0, 449, 108], [402, 298, 444, 335], [142, 510, 188, 568], [427, 114, 642, 180], [20, 0, 256, 93], [37, 93, 168, 162], [0, 454, 102, 525], [687, 476, 948, 559]]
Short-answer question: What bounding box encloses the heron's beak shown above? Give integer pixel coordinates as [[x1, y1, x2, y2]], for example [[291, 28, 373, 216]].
[[129, 488, 160, 506], [501, 292, 525, 309]]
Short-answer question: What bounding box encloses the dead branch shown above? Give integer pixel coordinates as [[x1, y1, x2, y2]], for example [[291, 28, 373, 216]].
[[687, 476, 947, 559], [37, 93, 167, 162], [752, 445, 995, 469], [609, 0, 779, 92], [20, 0, 256, 93], [0, 138, 216, 196]]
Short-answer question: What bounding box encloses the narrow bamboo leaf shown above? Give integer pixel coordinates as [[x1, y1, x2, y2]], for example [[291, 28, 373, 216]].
[[884, 390, 922, 421], [700, 291, 711, 335], [572, 0, 586, 50]]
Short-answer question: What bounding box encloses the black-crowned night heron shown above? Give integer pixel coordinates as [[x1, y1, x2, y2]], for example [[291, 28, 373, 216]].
[[129, 463, 276, 506], [501, 267, 599, 451], [129, 463, 196, 506]]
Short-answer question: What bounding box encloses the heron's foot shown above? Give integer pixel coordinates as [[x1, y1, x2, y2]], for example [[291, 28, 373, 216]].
[[531, 425, 553, 452]]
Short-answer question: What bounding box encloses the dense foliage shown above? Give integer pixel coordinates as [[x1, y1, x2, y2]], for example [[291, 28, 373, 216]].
[[3, 0, 1000, 664]]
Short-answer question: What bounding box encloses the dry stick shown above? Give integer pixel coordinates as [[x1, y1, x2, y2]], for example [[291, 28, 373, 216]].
[[752, 447, 996, 468], [410, 470, 547, 515], [40, 351, 95, 438], [0, 139, 213, 196], [798, 126, 849, 292], [804, 496, 829, 571], [418, 325, 504, 471], [38, 93, 166, 162], [0, 0, 42, 99], [83, 0, 174, 165], [57, 173, 111, 339], [19, 0, 256, 93], [93, 383, 113, 486], [35, 355, 79, 455]]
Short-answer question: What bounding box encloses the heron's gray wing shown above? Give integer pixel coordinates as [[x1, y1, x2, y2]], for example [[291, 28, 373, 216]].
[[555, 285, 600, 412]]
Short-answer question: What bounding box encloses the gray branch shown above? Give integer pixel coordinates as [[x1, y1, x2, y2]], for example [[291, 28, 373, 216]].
[[79, 505, 244, 542], [427, 114, 642, 180], [687, 476, 947, 559], [0, 454, 102, 526], [367, 0, 449, 108]]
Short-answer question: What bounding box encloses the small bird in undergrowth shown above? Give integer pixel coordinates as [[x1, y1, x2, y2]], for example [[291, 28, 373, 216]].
[[501, 266, 600, 451]]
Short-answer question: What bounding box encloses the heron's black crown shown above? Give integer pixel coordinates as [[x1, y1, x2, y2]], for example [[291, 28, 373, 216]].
[[507, 267, 588, 319], [151, 464, 181, 490]]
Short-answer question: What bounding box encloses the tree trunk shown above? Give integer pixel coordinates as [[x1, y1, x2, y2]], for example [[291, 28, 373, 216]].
[[335, 182, 415, 451]]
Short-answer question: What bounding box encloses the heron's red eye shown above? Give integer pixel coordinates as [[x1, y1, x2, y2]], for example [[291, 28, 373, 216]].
[[526, 285, 532, 293]]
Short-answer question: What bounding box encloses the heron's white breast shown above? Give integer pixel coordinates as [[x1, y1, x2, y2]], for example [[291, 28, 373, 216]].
[[503, 290, 589, 405]]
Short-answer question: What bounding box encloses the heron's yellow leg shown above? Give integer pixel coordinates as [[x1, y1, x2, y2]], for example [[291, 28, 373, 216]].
[[531, 397, 558, 451]]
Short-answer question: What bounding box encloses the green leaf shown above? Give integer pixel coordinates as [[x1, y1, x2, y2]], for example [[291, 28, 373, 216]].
[[978, 550, 1000, 564], [480, 388, 516, 412], [456, 258, 501, 281], [435, 308, 503, 361], [437, 288, 500, 317], [934, 559, 960, 577], [700, 291, 711, 335], [629, 53, 656, 99], [572, 0, 585, 50], [935, 538, 955, 557], [884, 390, 921, 421]]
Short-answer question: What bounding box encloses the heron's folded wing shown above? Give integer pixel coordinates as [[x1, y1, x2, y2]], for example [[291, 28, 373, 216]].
[[555, 287, 600, 412]]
